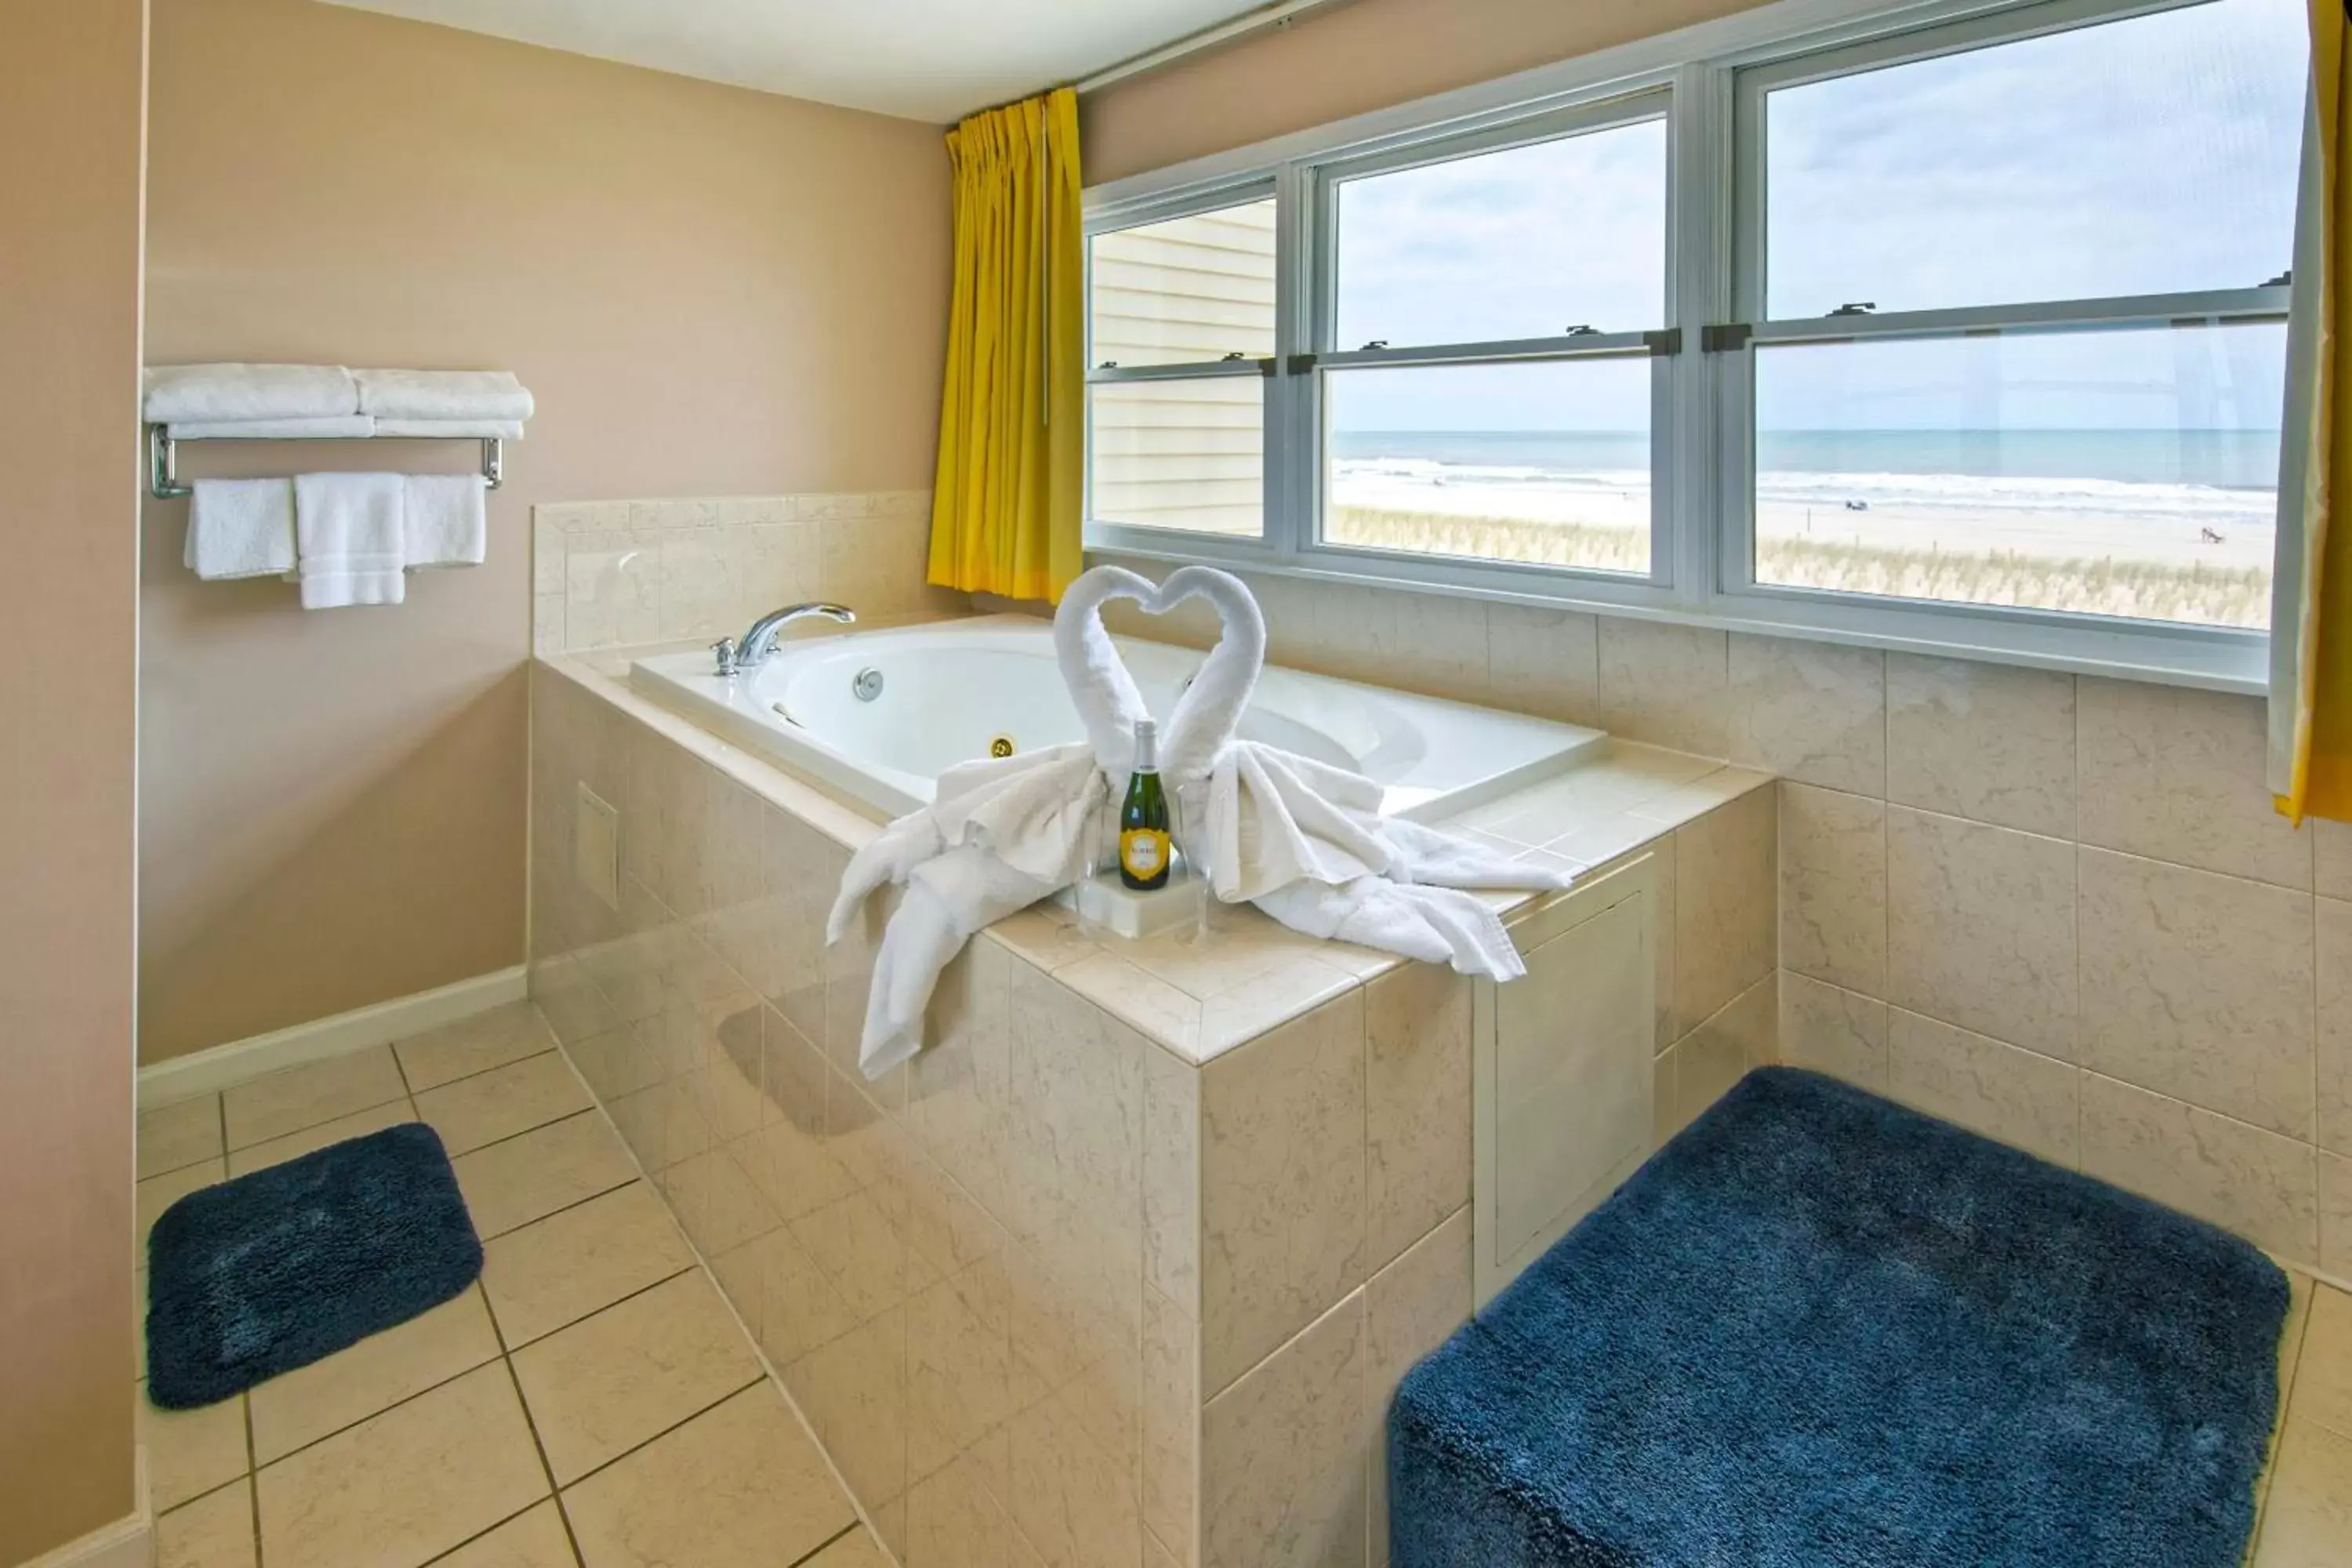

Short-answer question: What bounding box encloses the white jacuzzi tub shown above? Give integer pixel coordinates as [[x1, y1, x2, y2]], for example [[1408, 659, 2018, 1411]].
[[628, 615, 1605, 822]]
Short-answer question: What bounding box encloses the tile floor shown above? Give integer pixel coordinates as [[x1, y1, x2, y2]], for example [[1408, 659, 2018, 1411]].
[[136, 1003, 887, 1568], [136, 1003, 2352, 1568]]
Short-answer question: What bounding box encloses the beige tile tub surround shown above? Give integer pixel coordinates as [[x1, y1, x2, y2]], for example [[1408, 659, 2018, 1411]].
[[1093, 561, 2346, 1273], [529, 650, 1779, 1567], [533, 492, 955, 656], [138, 1004, 871, 1568]]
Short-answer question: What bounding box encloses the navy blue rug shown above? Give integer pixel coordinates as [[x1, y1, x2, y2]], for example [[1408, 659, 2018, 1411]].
[[147, 1122, 481, 1410], [1390, 1067, 2289, 1568]]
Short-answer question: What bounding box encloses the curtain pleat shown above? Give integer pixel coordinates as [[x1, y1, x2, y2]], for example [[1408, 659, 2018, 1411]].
[[927, 89, 1083, 605]]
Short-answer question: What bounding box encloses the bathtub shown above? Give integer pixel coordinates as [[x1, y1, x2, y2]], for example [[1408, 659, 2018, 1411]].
[[627, 614, 1605, 822]]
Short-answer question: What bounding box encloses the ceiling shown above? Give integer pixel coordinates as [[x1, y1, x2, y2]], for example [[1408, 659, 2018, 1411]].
[[320, 0, 1277, 122]]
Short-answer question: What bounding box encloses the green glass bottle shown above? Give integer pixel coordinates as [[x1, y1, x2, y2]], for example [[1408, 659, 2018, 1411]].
[[1120, 718, 1171, 891]]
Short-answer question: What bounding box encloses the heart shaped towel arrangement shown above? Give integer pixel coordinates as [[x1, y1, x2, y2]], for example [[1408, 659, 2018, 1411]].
[[827, 565, 1575, 1076]]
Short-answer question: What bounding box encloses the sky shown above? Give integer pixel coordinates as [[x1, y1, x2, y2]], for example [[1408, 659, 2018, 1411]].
[[1329, 0, 2307, 436]]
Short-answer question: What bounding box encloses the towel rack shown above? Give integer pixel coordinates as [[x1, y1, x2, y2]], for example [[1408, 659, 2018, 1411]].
[[147, 423, 504, 500]]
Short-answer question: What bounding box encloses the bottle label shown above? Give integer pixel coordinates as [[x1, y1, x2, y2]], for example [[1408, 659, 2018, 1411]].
[[1120, 829, 1168, 880]]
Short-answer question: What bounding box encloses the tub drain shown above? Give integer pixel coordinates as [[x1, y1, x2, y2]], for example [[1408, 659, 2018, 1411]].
[[989, 734, 1017, 758]]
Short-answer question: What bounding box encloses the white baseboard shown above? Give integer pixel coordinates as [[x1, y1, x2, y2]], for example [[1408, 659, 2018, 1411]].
[[138, 965, 528, 1109], [14, 1449, 151, 1568]]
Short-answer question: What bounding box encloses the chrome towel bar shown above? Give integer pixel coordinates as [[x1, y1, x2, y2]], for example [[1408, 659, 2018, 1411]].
[[147, 423, 504, 500]]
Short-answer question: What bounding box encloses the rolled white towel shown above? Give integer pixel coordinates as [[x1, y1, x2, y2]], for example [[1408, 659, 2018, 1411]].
[[403, 474, 487, 569], [144, 363, 358, 423], [294, 473, 406, 609], [183, 478, 296, 580], [371, 417, 524, 441], [355, 369, 533, 423], [166, 415, 378, 441]]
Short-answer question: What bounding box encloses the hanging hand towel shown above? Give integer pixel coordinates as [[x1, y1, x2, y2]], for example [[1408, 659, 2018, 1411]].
[[355, 369, 534, 423], [144, 364, 358, 423], [403, 474, 486, 568], [293, 473, 406, 608], [166, 416, 378, 441], [371, 418, 524, 441], [183, 478, 296, 580]]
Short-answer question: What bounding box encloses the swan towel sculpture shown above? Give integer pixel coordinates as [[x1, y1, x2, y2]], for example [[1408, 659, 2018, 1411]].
[[826, 565, 1576, 1077]]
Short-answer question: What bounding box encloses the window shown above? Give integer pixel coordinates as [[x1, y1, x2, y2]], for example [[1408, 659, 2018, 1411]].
[[1081, 0, 2312, 688], [1735, 0, 2306, 630], [1086, 196, 1276, 538], [1319, 107, 1670, 574]]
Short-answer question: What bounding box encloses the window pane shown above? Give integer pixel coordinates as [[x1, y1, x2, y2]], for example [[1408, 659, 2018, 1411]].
[[1090, 378, 1264, 538], [1751, 323, 2284, 627], [1334, 117, 1667, 349], [1088, 199, 1276, 369], [1763, 0, 2305, 318], [1324, 361, 1651, 573]]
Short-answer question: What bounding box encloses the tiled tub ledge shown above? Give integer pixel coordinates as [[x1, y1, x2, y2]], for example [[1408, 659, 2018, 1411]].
[[529, 651, 1779, 1567]]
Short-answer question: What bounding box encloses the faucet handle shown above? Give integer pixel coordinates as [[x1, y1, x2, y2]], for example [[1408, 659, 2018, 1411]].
[[710, 636, 739, 677]]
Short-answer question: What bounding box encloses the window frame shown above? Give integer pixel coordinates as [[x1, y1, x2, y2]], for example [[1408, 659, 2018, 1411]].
[[1081, 0, 2306, 692]]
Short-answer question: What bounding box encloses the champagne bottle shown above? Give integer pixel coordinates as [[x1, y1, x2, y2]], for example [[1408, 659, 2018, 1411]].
[[1120, 719, 1171, 891]]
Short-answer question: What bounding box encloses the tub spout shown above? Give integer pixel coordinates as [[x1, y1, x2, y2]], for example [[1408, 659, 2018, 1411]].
[[724, 602, 855, 673]]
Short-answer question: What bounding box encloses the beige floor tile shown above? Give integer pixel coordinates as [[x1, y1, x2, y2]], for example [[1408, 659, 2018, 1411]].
[[256, 1362, 548, 1568], [430, 1501, 579, 1568], [510, 1270, 761, 1484], [157, 1477, 256, 1568], [482, 1183, 695, 1347], [140, 1160, 226, 1249], [143, 1388, 249, 1512], [395, 1004, 559, 1093], [561, 1384, 854, 1568], [416, 1053, 593, 1157], [224, 1048, 409, 1150], [249, 1287, 503, 1464], [2253, 1418, 2352, 1566], [2292, 1284, 2352, 1439], [141, 1096, 225, 1180], [227, 1101, 419, 1178], [453, 1112, 638, 1240], [804, 1527, 892, 1568]]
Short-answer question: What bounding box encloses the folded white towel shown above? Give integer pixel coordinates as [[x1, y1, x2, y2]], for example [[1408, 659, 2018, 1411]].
[[403, 474, 487, 568], [166, 415, 378, 441], [355, 369, 534, 423], [371, 417, 524, 441], [294, 473, 405, 608], [830, 565, 1575, 1075], [183, 478, 296, 580], [145, 364, 358, 423]]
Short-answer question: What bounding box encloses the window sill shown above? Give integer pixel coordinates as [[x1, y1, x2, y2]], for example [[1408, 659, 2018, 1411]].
[[1085, 532, 2270, 696]]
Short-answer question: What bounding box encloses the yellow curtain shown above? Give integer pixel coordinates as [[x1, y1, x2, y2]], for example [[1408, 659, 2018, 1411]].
[[2281, 2, 2352, 820], [927, 88, 1084, 604]]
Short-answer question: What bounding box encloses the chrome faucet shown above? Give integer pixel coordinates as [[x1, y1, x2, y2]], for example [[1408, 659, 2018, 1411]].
[[712, 602, 855, 676]]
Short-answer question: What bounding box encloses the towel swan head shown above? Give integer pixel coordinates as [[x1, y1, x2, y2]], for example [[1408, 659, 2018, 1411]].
[[1051, 564, 1267, 784]]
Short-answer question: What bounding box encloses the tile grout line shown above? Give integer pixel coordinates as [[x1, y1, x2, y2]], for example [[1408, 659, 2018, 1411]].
[[470, 1163, 640, 1243], [550, 1372, 769, 1494], [786, 1519, 865, 1568], [479, 1272, 592, 1568], [500, 1261, 701, 1356]]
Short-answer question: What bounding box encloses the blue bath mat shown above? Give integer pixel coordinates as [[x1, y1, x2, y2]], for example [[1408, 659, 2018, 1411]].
[[146, 1122, 481, 1409], [1389, 1067, 2288, 1568]]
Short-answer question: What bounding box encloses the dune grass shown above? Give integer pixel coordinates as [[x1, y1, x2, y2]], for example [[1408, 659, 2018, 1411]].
[[1327, 506, 2270, 630]]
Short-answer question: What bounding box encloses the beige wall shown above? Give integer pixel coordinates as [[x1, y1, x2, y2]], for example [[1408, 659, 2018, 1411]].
[[140, 0, 951, 1062], [0, 2, 147, 1559], [1080, 0, 1770, 184]]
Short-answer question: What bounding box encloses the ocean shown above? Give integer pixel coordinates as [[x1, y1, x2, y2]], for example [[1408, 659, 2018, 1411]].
[[1330, 429, 2283, 490]]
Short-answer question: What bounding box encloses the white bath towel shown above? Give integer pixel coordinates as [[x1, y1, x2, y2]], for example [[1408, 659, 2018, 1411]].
[[144, 364, 358, 423], [355, 369, 535, 423], [183, 478, 296, 580], [165, 416, 378, 441], [372, 418, 525, 441], [829, 564, 1574, 1076], [293, 472, 406, 608], [402, 474, 487, 568]]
